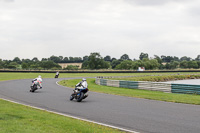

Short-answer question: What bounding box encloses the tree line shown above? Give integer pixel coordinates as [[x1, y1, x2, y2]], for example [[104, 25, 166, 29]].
[[1, 52, 200, 70]]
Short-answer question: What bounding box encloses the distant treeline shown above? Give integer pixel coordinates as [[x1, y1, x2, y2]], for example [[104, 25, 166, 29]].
[[1, 52, 200, 70]]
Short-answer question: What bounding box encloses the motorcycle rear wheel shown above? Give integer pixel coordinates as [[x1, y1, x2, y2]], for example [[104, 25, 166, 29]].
[[77, 92, 84, 102], [30, 84, 37, 93]]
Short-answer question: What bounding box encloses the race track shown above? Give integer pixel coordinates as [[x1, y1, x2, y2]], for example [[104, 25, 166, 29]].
[[1, 78, 200, 133]]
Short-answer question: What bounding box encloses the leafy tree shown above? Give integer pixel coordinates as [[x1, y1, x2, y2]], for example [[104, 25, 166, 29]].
[[39, 61, 61, 70], [49, 55, 61, 63], [111, 60, 121, 69], [21, 62, 29, 69], [13, 57, 21, 64], [67, 57, 82, 63], [180, 56, 192, 61], [165, 63, 171, 69], [139, 52, 148, 60], [120, 54, 130, 60], [83, 56, 89, 62], [73, 57, 82, 63], [187, 61, 198, 69], [154, 55, 162, 64], [142, 58, 151, 69], [115, 60, 133, 70], [22, 59, 31, 63], [87, 52, 110, 69], [197, 61, 200, 68], [173, 56, 179, 62], [161, 56, 174, 63], [59, 56, 63, 61], [111, 58, 117, 62], [63, 65, 79, 70], [69, 57, 74, 63], [180, 60, 188, 68], [88, 53, 101, 69], [149, 59, 160, 69], [0, 59, 4, 69], [41, 58, 48, 61], [101, 61, 111, 69], [7, 62, 18, 69], [82, 60, 89, 69], [170, 61, 179, 69], [104, 55, 112, 62], [32, 57, 39, 62], [133, 60, 143, 69], [195, 55, 200, 61], [63, 57, 69, 63], [29, 62, 40, 69]]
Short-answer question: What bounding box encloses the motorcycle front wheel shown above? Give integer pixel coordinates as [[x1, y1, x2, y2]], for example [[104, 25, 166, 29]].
[[70, 94, 74, 101]]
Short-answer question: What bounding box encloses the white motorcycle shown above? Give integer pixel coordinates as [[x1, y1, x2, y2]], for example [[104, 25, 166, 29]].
[[30, 80, 42, 92]]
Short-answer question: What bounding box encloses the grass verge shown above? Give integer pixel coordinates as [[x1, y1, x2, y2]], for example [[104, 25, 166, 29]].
[[1, 72, 200, 81], [110, 74, 200, 82], [0, 99, 124, 133], [59, 78, 200, 105]]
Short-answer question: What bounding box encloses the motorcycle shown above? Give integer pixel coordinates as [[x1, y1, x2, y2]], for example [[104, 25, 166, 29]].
[[70, 87, 88, 102], [55, 72, 59, 78], [30, 80, 41, 92]]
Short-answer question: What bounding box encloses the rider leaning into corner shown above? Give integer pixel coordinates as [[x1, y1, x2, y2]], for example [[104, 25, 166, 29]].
[[32, 75, 43, 89], [75, 78, 88, 90]]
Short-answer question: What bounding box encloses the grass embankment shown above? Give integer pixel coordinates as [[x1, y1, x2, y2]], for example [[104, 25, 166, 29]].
[[0, 99, 123, 133], [59, 76, 200, 105], [110, 74, 200, 82], [1, 72, 200, 81]]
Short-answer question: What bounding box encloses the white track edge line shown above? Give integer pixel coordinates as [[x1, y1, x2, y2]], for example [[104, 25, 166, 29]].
[[1, 97, 139, 133]]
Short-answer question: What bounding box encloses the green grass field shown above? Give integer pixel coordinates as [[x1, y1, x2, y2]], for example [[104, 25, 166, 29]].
[[1, 72, 200, 81], [59, 78, 200, 105], [0, 99, 123, 133]]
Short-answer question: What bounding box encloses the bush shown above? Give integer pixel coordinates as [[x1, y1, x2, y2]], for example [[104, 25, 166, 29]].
[[63, 65, 79, 70]]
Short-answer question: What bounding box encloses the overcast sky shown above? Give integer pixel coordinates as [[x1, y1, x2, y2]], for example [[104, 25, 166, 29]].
[[0, 0, 200, 60]]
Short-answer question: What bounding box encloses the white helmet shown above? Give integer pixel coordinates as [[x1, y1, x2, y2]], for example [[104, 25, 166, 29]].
[[38, 75, 42, 78], [82, 78, 86, 81]]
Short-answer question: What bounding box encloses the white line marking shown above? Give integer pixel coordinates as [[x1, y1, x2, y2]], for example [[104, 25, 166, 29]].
[[0, 98, 139, 133]]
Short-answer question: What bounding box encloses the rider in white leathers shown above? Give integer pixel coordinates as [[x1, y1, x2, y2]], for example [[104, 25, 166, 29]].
[[32, 75, 43, 89], [75, 78, 88, 90]]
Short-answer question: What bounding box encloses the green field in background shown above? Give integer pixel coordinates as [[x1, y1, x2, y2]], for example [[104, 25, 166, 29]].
[[1, 72, 200, 81]]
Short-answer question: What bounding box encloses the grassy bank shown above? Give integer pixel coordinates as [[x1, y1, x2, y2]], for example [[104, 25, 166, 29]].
[[59, 78, 200, 105], [1, 72, 200, 81], [0, 99, 124, 133], [110, 74, 200, 82]]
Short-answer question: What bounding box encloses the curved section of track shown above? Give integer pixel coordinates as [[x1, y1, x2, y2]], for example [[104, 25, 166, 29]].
[[0, 78, 200, 133]]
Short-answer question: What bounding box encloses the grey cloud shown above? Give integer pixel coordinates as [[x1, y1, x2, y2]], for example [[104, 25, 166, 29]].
[[3, 0, 14, 2], [188, 6, 200, 16], [124, 0, 193, 6]]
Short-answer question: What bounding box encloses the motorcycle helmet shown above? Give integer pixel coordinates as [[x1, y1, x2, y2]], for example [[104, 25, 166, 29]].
[[38, 75, 42, 78], [82, 78, 86, 81]]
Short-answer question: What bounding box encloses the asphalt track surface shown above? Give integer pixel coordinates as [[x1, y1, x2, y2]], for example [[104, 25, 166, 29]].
[[1, 78, 200, 133]]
